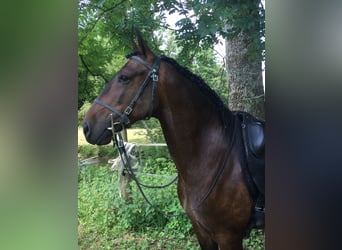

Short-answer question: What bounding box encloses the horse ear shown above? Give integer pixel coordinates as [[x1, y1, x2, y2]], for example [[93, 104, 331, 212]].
[[136, 30, 146, 56], [136, 30, 147, 56], [130, 31, 139, 52], [131, 29, 152, 57]]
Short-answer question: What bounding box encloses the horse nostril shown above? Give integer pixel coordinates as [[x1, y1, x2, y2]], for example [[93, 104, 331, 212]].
[[82, 122, 91, 138]]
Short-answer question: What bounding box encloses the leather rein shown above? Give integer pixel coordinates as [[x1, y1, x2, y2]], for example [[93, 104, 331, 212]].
[[94, 55, 183, 216], [94, 55, 237, 217]]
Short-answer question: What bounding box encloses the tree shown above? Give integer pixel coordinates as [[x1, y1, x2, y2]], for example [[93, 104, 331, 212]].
[[78, 0, 265, 119], [224, 1, 265, 120], [78, 0, 163, 108], [78, 0, 227, 109], [159, 0, 265, 119], [226, 31, 264, 119]]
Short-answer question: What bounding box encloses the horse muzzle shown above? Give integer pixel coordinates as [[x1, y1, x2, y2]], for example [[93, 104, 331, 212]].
[[82, 121, 112, 145]]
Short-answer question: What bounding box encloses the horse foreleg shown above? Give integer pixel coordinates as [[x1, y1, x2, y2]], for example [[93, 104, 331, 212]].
[[178, 183, 218, 250], [191, 221, 218, 250], [216, 232, 244, 250]]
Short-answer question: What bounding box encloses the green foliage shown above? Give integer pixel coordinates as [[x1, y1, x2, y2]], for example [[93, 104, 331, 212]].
[[243, 229, 265, 250], [155, 28, 228, 104], [188, 46, 228, 102], [78, 162, 198, 249], [132, 119, 165, 143], [78, 145, 96, 159], [78, 0, 164, 108], [78, 0, 262, 107], [78, 101, 91, 126], [78, 154, 264, 249], [160, 0, 265, 61], [78, 144, 117, 159]]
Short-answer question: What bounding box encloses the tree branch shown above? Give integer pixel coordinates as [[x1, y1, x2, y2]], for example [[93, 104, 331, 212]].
[[80, 0, 128, 44], [79, 55, 109, 82]]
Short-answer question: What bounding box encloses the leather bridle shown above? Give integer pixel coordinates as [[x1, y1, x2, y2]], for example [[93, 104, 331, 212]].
[[94, 55, 161, 132], [92, 54, 239, 217]]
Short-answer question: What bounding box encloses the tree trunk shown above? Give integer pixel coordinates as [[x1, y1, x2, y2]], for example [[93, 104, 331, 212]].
[[225, 32, 265, 120]]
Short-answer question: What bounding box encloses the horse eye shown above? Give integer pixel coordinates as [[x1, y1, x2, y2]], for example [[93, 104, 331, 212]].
[[118, 75, 129, 84]]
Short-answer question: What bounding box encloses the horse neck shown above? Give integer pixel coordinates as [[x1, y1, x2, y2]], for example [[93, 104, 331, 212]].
[[155, 69, 233, 179]]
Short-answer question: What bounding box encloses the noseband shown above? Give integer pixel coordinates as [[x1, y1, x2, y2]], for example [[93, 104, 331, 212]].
[[94, 55, 161, 132]]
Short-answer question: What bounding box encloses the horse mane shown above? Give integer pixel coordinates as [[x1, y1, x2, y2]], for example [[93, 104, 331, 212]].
[[160, 55, 232, 128]]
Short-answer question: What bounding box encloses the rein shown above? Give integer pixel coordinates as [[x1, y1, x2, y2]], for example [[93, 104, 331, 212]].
[[98, 55, 238, 217], [109, 115, 237, 217], [111, 127, 181, 217]]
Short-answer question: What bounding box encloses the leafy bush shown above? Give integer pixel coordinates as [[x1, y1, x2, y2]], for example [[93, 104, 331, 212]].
[[78, 145, 117, 160], [243, 229, 265, 250], [78, 161, 198, 249], [132, 119, 165, 143], [78, 101, 91, 126], [78, 155, 264, 249]]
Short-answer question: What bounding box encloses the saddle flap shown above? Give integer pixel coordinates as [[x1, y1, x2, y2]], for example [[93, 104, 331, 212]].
[[235, 111, 265, 157], [233, 111, 265, 233], [246, 120, 264, 156], [233, 111, 265, 196]]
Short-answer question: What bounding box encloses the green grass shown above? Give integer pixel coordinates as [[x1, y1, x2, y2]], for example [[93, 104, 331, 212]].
[[78, 161, 264, 249], [78, 163, 198, 249], [78, 127, 264, 249]]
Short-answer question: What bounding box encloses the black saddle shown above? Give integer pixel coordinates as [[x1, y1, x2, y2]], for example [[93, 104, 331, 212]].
[[234, 111, 264, 195], [233, 111, 265, 233]]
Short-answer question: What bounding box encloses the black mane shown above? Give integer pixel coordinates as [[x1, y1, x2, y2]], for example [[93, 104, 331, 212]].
[[160, 55, 232, 128]]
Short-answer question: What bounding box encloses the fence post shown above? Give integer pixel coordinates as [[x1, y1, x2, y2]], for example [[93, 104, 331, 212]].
[[120, 128, 131, 203], [109, 135, 169, 204]]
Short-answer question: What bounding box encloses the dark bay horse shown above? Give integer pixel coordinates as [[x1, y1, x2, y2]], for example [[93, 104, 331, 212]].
[[82, 33, 264, 249]]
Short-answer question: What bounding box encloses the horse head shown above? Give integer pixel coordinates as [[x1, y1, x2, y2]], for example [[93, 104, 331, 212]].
[[82, 33, 160, 145]]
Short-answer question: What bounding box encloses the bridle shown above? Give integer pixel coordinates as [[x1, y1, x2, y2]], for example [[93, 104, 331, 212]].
[[94, 55, 161, 132], [92, 54, 238, 217], [93, 55, 184, 216]]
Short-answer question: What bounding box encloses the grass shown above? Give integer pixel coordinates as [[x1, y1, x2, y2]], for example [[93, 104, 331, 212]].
[[78, 127, 264, 249], [78, 163, 198, 249], [78, 127, 88, 146], [78, 163, 264, 249]]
